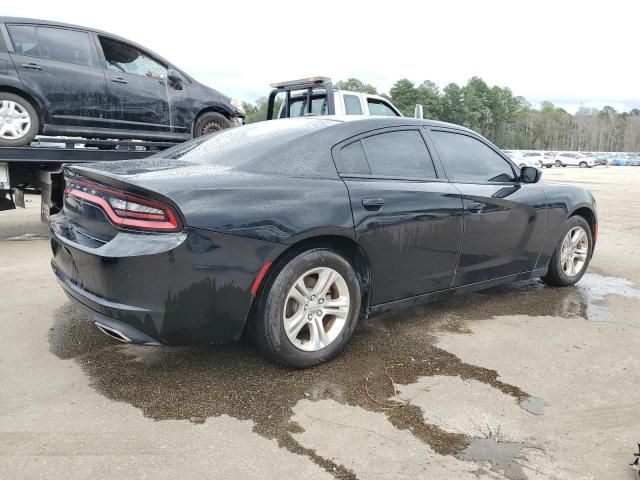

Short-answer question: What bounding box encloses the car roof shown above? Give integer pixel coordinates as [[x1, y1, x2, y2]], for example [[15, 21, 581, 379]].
[[303, 115, 478, 134], [0, 16, 186, 79]]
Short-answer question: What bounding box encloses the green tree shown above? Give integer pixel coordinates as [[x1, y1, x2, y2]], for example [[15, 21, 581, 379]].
[[334, 78, 378, 95], [389, 79, 419, 117]]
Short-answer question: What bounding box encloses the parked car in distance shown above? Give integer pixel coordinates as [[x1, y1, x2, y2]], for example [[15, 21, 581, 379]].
[[268, 77, 403, 120], [50, 116, 598, 368], [610, 154, 630, 166], [521, 152, 547, 168], [594, 154, 609, 165], [554, 152, 595, 168], [0, 17, 244, 147]]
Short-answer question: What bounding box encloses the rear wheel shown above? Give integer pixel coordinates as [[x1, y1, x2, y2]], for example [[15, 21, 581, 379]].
[[542, 216, 592, 287], [0, 93, 39, 147], [249, 248, 361, 368], [193, 111, 231, 138], [545, 164, 553, 168]]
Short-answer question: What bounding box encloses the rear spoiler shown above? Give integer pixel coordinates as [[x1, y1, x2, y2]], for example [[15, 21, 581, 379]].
[[266, 76, 336, 120]]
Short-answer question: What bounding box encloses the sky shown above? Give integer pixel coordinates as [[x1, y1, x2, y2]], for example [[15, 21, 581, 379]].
[[4, 0, 638, 113]]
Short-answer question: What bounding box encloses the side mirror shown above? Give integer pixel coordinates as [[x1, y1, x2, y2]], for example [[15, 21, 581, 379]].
[[520, 166, 541, 183], [166, 69, 182, 87], [414, 104, 424, 119]]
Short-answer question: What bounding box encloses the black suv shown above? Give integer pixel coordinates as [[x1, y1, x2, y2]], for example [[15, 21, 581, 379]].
[[0, 17, 244, 147]]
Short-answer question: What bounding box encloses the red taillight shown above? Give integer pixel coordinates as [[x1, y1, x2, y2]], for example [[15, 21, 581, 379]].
[[64, 178, 181, 232]]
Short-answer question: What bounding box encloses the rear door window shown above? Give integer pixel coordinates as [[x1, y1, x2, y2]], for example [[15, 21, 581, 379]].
[[36, 27, 92, 66], [430, 130, 516, 183], [344, 94, 363, 115], [336, 130, 437, 178]]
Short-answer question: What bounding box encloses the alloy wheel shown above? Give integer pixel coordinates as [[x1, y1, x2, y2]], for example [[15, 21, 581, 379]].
[[560, 226, 589, 277], [282, 267, 350, 352], [0, 100, 31, 140]]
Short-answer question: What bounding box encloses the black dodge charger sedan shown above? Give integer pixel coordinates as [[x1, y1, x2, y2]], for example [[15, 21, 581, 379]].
[[50, 117, 597, 367]]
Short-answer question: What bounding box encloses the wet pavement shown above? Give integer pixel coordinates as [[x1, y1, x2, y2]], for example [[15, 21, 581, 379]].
[[2, 168, 640, 479]]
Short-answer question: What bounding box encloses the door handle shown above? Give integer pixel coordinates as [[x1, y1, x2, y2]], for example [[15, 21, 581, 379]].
[[362, 198, 384, 211], [467, 202, 484, 213], [21, 63, 42, 70], [111, 77, 128, 84]]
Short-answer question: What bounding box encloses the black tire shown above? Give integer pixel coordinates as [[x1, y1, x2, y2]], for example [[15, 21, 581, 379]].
[[542, 216, 593, 287], [0, 92, 39, 147], [562, 164, 567, 168], [249, 248, 361, 368], [555, 160, 562, 167], [193, 111, 231, 137], [579, 161, 587, 168], [545, 165, 553, 168]]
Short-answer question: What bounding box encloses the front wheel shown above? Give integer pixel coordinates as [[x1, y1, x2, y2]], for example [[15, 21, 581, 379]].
[[579, 161, 587, 168], [542, 216, 593, 286], [555, 160, 562, 167], [249, 248, 361, 368], [193, 111, 231, 138]]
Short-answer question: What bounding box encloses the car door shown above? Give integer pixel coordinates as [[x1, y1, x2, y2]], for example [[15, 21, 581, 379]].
[[6, 24, 107, 126], [427, 127, 547, 287], [334, 127, 464, 305], [95, 35, 171, 133]]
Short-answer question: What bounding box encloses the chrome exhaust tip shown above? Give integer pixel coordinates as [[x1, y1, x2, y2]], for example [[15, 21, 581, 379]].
[[94, 321, 132, 343]]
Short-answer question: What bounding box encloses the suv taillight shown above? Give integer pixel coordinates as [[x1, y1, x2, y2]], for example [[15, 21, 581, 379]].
[[64, 178, 181, 232]]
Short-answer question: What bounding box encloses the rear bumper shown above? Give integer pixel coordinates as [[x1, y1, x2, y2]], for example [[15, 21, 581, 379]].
[[49, 213, 283, 345]]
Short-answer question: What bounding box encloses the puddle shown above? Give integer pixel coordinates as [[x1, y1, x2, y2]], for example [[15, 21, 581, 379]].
[[47, 271, 638, 478], [518, 396, 544, 416], [457, 437, 537, 480], [49, 302, 531, 479]]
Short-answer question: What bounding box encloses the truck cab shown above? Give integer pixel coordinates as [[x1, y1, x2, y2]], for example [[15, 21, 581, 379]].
[[267, 77, 402, 120]]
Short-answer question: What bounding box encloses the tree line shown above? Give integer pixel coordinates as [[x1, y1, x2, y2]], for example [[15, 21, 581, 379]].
[[242, 76, 640, 152]]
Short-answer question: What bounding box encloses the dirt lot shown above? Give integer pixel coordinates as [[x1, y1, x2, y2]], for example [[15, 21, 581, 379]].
[[1, 166, 639, 479]]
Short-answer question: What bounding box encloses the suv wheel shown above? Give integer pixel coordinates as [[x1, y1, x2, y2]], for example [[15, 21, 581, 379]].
[[579, 161, 588, 168], [249, 248, 361, 368], [555, 160, 562, 167], [0, 93, 39, 147], [193, 111, 231, 137]]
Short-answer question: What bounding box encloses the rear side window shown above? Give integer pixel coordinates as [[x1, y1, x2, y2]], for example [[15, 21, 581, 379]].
[[431, 130, 516, 183], [336, 130, 437, 179], [344, 94, 363, 115], [367, 98, 398, 117], [0, 30, 6, 52], [7, 25, 92, 66], [7, 25, 39, 56], [99, 36, 166, 78], [337, 141, 371, 174], [37, 27, 92, 66]]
